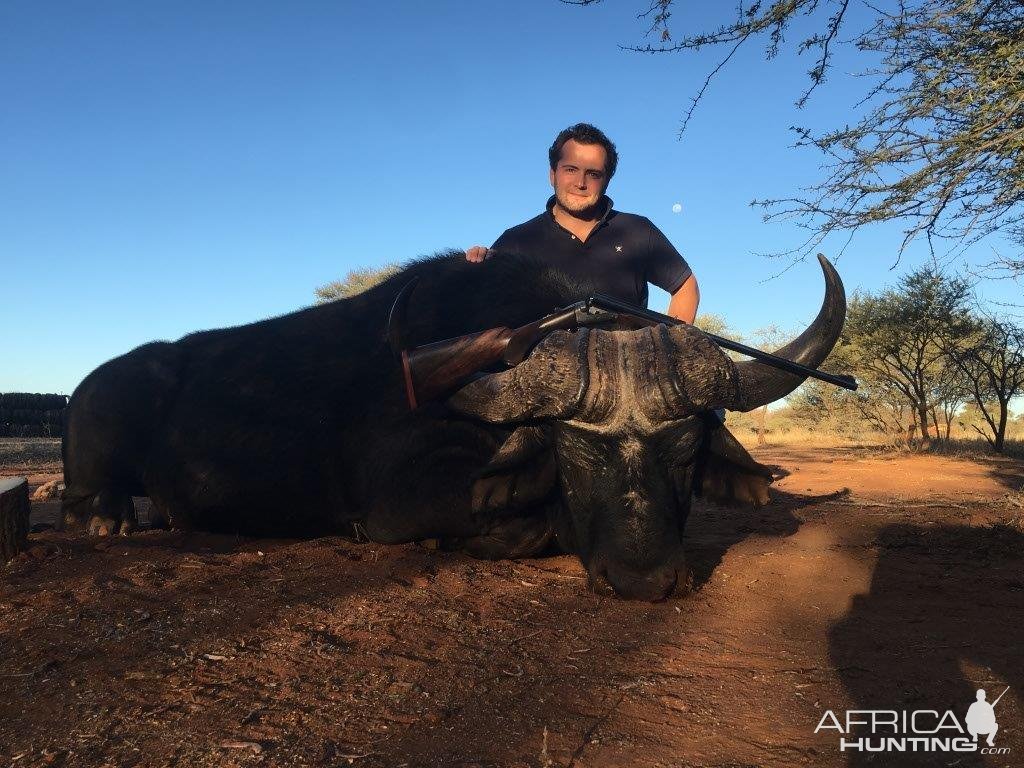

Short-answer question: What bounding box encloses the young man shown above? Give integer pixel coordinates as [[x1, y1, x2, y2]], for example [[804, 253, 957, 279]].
[[465, 123, 700, 323]]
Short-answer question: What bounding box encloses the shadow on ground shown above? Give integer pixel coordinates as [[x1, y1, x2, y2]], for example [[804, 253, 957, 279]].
[[829, 523, 1024, 767], [686, 487, 850, 590]]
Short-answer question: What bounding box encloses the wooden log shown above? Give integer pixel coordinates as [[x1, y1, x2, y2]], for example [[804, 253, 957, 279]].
[[0, 477, 30, 561]]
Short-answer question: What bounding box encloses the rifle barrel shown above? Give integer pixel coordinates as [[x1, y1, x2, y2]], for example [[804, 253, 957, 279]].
[[586, 293, 858, 392], [992, 686, 1010, 708]]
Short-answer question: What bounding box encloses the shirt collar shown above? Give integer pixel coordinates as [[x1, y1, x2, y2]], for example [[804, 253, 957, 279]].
[[545, 195, 614, 226]]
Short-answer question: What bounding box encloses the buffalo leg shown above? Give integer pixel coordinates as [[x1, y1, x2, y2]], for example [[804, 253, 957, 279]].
[[62, 341, 180, 536], [63, 490, 137, 536], [457, 506, 557, 560], [361, 419, 508, 544], [360, 420, 559, 559]]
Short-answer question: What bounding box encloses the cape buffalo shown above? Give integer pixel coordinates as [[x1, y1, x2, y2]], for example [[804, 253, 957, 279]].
[[62, 252, 845, 600]]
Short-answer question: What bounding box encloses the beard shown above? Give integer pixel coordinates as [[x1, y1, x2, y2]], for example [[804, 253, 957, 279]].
[[555, 190, 606, 221]]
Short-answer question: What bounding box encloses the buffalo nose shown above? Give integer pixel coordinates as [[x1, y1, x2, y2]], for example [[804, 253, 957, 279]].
[[604, 564, 679, 602]]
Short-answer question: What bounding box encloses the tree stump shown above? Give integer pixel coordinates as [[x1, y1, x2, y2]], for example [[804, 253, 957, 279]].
[[0, 477, 30, 561]]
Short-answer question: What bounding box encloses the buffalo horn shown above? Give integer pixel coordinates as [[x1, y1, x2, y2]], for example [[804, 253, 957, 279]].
[[386, 277, 420, 357], [731, 254, 846, 412], [447, 329, 590, 423]]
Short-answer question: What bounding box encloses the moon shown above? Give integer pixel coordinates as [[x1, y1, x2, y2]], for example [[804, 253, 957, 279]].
[[672, 203, 682, 214]]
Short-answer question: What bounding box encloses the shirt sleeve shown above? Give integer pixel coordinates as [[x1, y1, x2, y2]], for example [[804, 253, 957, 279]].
[[644, 218, 692, 294]]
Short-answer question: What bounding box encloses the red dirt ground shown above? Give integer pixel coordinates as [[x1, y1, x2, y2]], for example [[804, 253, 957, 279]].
[[1, 446, 1022, 768]]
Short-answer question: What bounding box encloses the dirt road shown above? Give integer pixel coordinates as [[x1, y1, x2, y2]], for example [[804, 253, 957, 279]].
[[1, 446, 1022, 767]]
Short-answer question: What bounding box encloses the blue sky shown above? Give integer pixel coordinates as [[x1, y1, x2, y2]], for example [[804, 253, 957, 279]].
[[2, 1, 1020, 394]]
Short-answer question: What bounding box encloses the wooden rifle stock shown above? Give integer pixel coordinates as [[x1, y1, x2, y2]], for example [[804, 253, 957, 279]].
[[397, 305, 585, 409], [400, 327, 514, 409]]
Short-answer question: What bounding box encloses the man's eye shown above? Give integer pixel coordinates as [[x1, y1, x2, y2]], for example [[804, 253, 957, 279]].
[[587, 171, 603, 179]]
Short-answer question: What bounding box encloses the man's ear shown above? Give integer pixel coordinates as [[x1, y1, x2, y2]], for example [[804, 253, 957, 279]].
[[549, 167, 556, 188], [472, 425, 557, 515], [699, 424, 774, 507]]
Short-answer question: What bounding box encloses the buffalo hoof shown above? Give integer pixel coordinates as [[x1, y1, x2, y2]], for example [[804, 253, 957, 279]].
[[87, 514, 134, 537], [461, 515, 554, 560], [64, 491, 138, 537]]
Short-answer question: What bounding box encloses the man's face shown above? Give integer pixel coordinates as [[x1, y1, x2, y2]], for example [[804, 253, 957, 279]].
[[549, 139, 609, 219]]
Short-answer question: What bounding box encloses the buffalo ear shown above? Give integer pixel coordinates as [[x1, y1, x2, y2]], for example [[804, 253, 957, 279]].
[[699, 424, 774, 507], [471, 426, 558, 515]]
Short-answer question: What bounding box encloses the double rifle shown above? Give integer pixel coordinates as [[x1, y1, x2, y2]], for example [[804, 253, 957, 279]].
[[389, 281, 858, 409]]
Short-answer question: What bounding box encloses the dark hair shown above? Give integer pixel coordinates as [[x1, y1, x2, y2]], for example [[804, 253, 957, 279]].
[[548, 123, 618, 180]]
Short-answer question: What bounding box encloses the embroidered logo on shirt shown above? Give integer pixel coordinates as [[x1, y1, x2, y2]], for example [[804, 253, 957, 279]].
[[615, 245, 623, 252]]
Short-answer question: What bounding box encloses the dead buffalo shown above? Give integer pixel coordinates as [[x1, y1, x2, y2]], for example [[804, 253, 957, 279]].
[[62, 252, 845, 600]]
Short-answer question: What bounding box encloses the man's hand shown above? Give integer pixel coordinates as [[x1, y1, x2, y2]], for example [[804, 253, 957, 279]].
[[465, 245, 490, 263]]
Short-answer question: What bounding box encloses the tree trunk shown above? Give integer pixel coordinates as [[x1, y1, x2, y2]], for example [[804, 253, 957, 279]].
[[916, 404, 932, 447], [994, 399, 1009, 454], [756, 405, 767, 446]]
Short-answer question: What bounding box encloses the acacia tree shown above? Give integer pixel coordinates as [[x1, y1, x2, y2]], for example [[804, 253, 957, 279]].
[[749, 324, 792, 443], [857, 382, 917, 443], [787, 359, 872, 438], [693, 312, 740, 339], [946, 318, 1024, 451], [1012, 409, 1024, 434], [315, 263, 400, 303], [796, 333, 920, 443], [571, 0, 1024, 271], [693, 313, 745, 358], [842, 266, 973, 444], [931, 361, 973, 440]]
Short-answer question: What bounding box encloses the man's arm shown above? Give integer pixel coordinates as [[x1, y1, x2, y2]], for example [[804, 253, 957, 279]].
[[644, 217, 698, 322], [667, 274, 699, 324]]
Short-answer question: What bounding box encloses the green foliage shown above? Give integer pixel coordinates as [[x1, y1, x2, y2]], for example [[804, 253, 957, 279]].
[[782, 264, 1024, 451], [693, 312, 740, 340], [315, 264, 401, 304], [694, 312, 747, 362], [945, 317, 1024, 451], [958, 400, 1001, 430], [573, 0, 1024, 271], [838, 266, 975, 441], [786, 342, 875, 437]]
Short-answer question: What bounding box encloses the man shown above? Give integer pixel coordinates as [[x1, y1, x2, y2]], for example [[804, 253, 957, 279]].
[[466, 123, 700, 323], [966, 689, 999, 747]]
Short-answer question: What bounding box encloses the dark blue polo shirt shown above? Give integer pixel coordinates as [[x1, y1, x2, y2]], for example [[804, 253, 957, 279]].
[[491, 196, 691, 308]]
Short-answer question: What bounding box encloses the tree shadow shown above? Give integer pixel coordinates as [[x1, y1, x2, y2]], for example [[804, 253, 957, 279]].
[[828, 523, 1024, 767], [976, 456, 1024, 494], [685, 486, 851, 590]]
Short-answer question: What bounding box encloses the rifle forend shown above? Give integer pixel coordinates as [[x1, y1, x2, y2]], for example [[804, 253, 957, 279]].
[[387, 279, 590, 409]]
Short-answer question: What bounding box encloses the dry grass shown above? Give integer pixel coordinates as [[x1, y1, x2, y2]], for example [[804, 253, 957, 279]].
[[917, 437, 1024, 460], [0, 437, 61, 468], [734, 426, 886, 450], [734, 424, 1024, 459]]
